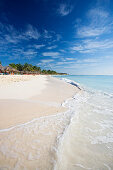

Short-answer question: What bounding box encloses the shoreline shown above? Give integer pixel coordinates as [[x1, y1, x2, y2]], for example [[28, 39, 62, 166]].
[[0, 75, 79, 130], [0, 75, 80, 169]]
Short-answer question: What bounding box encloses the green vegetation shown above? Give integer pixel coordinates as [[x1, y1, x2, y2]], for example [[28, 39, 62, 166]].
[[0, 61, 1, 65], [0, 62, 67, 75], [9, 63, 41, 72], [7, 63, 66, 75], [42, 69, 57, 75]]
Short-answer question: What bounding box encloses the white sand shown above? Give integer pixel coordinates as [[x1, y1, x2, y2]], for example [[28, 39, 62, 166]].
[[0, 75, 47, 99], [0, 75, 79, 170]]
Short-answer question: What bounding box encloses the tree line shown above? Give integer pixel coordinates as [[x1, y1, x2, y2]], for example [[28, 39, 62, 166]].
[[9, 63, 59, 74], [0, 61, 65, 75]]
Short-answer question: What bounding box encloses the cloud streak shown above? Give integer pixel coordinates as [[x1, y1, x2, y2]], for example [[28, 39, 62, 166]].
[[0, 23, 40, 45], [34, 44, 45, 49], [71, 39, 113, 53], [58, 3, 73, 16], [25, 24, 40, 40], [47, 45, 57, 50], [0, 22, 63, 61], [42, 52, 60, 58], [76, 7, 111, 38], [40, 59, 54, 63]]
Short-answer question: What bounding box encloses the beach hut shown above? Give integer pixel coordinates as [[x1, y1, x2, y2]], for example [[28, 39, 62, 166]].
[[4, 66, 19, 75], [0, 64, 4, 74]]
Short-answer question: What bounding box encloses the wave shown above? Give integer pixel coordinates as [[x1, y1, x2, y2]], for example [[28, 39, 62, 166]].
[[54, 77, 113, 170], [60, 78, 82, 90]]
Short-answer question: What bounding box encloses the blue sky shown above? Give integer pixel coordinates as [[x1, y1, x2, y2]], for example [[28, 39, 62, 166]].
[[0, 0, 113, 74]]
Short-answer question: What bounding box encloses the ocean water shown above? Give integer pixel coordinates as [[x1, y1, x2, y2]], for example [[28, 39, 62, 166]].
[[54, 75, 113, 170]]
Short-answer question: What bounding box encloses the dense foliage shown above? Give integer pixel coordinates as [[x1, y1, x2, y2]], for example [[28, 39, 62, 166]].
[[9, 63, 41, 72], [0, 61, 67, 75], [9, 63, 59, 75]]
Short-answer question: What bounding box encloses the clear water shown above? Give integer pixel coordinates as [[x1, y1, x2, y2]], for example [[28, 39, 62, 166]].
[[56, 75, 113, 95], [54, 75, 113, 170]]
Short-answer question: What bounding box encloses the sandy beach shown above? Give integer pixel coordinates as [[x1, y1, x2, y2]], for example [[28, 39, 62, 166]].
[[0, 75, 79, 169]]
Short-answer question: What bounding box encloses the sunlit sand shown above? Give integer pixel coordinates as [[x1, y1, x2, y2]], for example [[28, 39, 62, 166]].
[[0, 75, 79, 169]]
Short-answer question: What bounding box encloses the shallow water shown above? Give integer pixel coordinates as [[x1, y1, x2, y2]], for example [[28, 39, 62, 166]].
[[54, 75, 113, 170]]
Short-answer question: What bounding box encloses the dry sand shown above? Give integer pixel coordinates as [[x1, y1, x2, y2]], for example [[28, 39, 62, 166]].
[[0, 75, 79, 170]]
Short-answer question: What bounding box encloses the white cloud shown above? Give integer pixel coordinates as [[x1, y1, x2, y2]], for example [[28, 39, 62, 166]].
[[0, 22, 41, 45], [76, 8, 111, 38], [58, 4, 73, 16], [34, 44, 45, 49], [43, 30, 52, 39], [59, 49, 66, 53], [52, 34, 62, 43], [0, 23, 61, 48], [54, 61, 76, 66], [88, 7, 109, 19], [40, 59, 54, 63], [47, 45, 57, 50], [65, 57, 75, 61], [42, 52, 60, 58], [0, 23, 48, 60], [43, 30, 62, 42], [23, 50, 37, 56], [0, 23, 21, 44], [56, 61, 66, 65], [56, 34, 62, 41], [25, 24, 40, 40], [53, 58, 101, 70], [71, 39, 113, 53], [77, 26, 107, 38], [76, 58, 100, 63], [21, 49, 38, 59], [5, 34, 19, 44]]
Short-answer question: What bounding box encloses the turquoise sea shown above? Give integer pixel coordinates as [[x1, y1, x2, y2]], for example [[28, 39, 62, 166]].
[[56, 75, 113, 94], [54, 75, 113, 170]]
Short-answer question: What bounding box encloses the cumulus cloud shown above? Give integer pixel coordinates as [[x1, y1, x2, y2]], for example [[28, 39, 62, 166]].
[[57, 3, 73, 16]]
